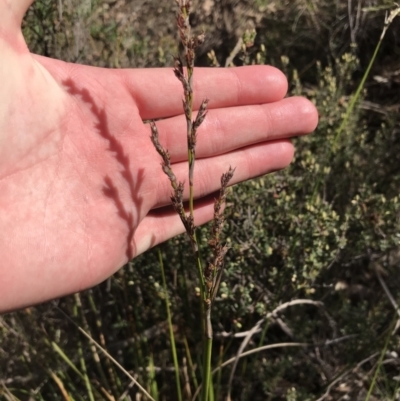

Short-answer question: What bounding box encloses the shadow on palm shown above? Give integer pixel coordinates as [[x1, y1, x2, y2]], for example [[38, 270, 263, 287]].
[[63, 78, 145, 260]]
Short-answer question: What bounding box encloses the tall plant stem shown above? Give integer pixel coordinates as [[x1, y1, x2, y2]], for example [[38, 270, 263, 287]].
[[365, 314, 397, 401], [335, 6, 399, 146], [158, 249, 183, 401], [312, 6, 400, 201], [178, 4, 211, 398], [151, 2, 229, 399], [201, 325, 213, 401], [333, 41, 380, 147]]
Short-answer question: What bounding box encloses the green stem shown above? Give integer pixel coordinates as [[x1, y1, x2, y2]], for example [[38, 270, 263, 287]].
[[312, 28, 386, 203], [76, 293, 111, 396], [72, 301, 95, 401], [158, 248, 182, 401], [183, 334, 199, 390], [201, 336, 213, 401], [214, 344, 224, 401], [334, 38, 383, 147], [335, 7, 400, 147], [365, 314, 397, 401]]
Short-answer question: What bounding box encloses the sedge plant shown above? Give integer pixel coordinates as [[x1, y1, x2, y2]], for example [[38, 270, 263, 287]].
[[150, 1, 234, 400]]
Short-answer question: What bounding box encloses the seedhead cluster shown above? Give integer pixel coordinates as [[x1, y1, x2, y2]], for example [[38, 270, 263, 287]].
[[150, 1, 234, 398]]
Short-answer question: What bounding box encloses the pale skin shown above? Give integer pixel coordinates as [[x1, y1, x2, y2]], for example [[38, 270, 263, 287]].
[[0, 0, 318, 312]]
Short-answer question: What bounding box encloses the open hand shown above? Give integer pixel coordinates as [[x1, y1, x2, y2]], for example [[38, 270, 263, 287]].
[[0, 0, 318, 311]]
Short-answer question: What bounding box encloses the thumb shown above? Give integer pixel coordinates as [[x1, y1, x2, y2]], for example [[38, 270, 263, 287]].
[[0, 0, 34, 25]]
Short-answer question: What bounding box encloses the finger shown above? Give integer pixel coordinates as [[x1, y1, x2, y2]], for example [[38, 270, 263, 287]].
[[151, 139, 294, 209], [134, 195, 218, 256], [153, 96, 318, 162], [120, 65, 289, 119], [31, 60, 288, 121]]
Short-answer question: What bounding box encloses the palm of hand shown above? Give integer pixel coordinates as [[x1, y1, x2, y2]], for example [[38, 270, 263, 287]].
[[0, 4, 318, 310]]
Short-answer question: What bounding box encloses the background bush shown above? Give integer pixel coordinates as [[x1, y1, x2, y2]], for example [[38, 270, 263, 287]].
[[1, 1, 400, 400]]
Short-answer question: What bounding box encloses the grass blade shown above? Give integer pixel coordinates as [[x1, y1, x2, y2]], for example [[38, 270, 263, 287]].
[[158, 248, 182, 401]]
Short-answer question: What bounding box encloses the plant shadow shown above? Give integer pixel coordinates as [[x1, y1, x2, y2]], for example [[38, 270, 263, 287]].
[[62, 78, 144, 260]]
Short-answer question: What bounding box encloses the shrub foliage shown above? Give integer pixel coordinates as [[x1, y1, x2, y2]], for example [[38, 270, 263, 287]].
[[2, 1, 400, 400]]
